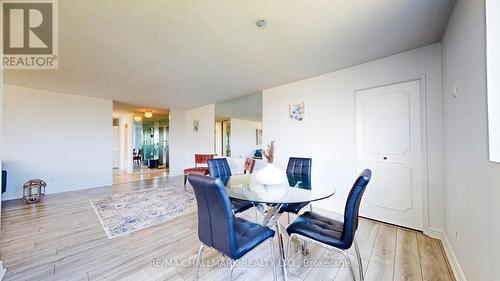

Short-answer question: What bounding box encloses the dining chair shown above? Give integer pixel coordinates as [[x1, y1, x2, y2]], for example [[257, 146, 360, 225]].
[[280, 157, 313, 220], [133, 149, 142, 166], [208, 158, 254, 214], [285, 169, 372, 281], [243, 157, 256, 174], [286, 157, 312, 176], [188, 174, 277, 281], [183, 154, 215, 186]]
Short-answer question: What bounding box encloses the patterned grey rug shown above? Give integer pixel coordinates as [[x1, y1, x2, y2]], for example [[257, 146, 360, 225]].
[[90, 187, 197, 239]]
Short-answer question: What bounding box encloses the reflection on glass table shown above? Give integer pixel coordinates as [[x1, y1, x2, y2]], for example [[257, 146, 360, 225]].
[[222, 174, 334, 205]]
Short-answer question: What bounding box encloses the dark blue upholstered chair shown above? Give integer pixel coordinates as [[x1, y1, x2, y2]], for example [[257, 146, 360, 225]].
[[208, 158, 254, 214], [286, 157, 312, 176], [279, 158, 313, 217], [188, 174, 277, 281], [286, 169, 372, 281]]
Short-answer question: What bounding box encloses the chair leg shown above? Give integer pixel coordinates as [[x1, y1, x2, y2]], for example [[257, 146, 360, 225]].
[[342, 251, 356, 281], [184, 175, 188, 186], [228, 260, 237, 280], [275, 222, 288, 281], [195, 244, 204, 281], [354, 238, 364, 281], [286, 234, 293, 267], [287, 213, 291, 224], [292, 231, 301, 253], [301, 241, 310, 256], [270, 238, 277, 281]]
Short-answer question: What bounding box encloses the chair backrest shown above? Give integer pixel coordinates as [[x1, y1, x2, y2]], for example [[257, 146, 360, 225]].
[[244, 157, 256, 174], [208, 158, 232, 178], [188, 174, 238, 259], [194, 154, 215, 167], [341, 169, 372, 247], [287, 174, 312, 190], [286, 157, 312, 177]]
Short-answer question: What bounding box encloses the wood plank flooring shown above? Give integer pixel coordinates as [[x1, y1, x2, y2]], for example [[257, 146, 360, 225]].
[[0, 176, 454, 281], [112, 168, 169, 185]]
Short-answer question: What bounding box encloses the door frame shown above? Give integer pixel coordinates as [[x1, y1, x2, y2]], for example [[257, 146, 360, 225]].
[[112, 126, 120, 169], [353, 75, 432, 234], [124, 124, 128, 168]]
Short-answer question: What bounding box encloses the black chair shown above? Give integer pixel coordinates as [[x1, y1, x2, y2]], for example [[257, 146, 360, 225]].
[[208, 158, 254, 214], [280, 157, 313, 220], [133, 149, 142, 166], [188, 174, 277, 281], [286, 169, 372, 281]]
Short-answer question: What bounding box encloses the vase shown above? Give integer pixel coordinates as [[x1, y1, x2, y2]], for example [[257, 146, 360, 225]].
[[255, 163, 287, 185]]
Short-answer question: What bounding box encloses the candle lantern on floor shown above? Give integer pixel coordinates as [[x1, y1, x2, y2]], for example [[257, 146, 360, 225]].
[[23, 179, 46, 203]]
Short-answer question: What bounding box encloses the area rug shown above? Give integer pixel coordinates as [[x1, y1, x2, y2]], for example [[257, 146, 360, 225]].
[[90, 187, 197, 239]]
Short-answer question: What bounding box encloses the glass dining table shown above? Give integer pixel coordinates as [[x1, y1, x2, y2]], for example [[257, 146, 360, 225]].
[[221, 173, 336, 280]]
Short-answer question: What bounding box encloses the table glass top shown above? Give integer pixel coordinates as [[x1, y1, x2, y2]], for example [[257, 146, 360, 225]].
[[221, 174, 335, 204]]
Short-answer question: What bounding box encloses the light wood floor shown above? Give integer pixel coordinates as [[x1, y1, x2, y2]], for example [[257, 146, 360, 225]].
[[112, 167, 169, 185], [0, 176, 454, 281]]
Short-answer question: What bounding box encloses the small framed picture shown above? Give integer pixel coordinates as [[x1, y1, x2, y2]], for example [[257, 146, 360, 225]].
[[289, 102, 305, 122], [256, 129, 263, 145], [193, 120, 200, 132]]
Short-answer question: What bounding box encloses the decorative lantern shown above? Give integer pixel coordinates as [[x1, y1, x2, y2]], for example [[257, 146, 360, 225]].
[[23, 179, 46, 203]]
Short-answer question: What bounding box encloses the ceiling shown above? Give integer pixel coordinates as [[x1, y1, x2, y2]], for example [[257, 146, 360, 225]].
[[216, 93, 262, 122], [113, 101, 168, 119], [5, 0, 454, 110]]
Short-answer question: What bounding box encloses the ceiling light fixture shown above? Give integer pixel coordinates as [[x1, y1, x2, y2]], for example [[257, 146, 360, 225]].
[[144, 109, 153, 119], [256, 19, 266, 28], [134, 116, 142, 122]]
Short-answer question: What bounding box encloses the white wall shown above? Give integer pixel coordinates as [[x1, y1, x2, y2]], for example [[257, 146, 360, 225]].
[[441, 0, 500, 280], [215, 93, 262, 122], [230, 118, 262, 158], [168, 109, 187, 176], [185, 104, 215, 167], [226, 157, 266, 175], [168, 104, 215, 176], [215, 121, 222, 155], [2, 85, 113, 200], [263, 43, 444, 234], [118, 113, 134, 173]]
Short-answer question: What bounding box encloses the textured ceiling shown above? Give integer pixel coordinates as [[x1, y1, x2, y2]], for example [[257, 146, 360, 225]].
[[5, 0, 454, 110]]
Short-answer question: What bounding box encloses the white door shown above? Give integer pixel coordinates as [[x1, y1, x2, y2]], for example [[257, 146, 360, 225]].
[[356, 80, 423, 230]]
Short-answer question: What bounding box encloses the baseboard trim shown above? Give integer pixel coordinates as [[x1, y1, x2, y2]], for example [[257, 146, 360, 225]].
[[167, 172, 183, 177], [424, 227, 444, 240], [442, 234, 467, 281]]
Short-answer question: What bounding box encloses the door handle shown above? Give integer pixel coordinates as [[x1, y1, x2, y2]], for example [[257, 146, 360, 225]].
[[383, 156, 388, 160]]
